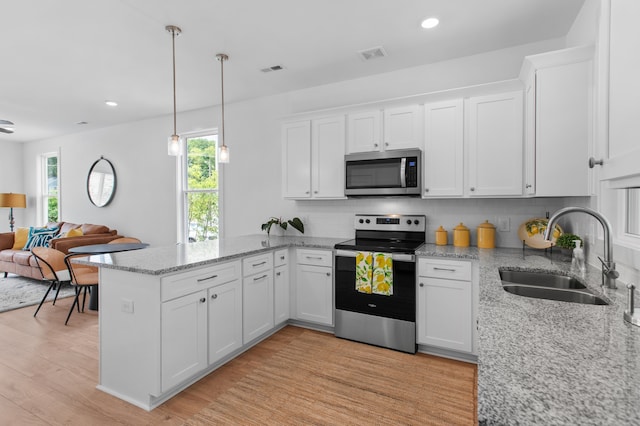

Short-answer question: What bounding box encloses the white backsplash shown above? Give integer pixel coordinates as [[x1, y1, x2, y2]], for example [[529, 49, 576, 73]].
[[291, 197, 581, 248]]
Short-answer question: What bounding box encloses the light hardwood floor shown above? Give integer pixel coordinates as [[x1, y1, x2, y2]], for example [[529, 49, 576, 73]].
[[0, 296, 477, 425]]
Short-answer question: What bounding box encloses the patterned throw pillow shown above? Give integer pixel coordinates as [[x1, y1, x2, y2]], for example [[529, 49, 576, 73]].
[[22, 227, 60, 250]]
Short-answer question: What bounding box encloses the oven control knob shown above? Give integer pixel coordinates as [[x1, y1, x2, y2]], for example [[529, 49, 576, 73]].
[[359, 219, 364, 224], [406, 220, 412, 225], [365, 219, 371, 224], [414, 220, 420, 225]]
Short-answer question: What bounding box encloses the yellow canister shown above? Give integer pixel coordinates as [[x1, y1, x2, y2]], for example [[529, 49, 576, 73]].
[[435, 225, 448, 246], [477, 220, 496, 249], [453, 223, 470, 247]]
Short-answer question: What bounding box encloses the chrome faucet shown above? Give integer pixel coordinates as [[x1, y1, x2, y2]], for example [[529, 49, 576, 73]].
[[543, 206, 619, 289]]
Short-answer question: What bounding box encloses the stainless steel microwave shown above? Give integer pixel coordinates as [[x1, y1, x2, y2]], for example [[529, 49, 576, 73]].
[[344, 149, 422, 197]]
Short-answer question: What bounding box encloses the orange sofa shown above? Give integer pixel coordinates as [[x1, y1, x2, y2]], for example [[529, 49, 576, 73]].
[[0, 222, 121, 280]]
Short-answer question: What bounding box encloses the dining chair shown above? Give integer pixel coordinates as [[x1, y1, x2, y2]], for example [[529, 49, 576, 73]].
[[63, 253, 99, 325], [31, 247, 71, 317], [108, 237, 142, 244]]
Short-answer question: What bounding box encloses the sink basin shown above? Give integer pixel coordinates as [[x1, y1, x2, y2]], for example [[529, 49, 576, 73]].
[[499, 269, 586, 289], [502, 285, 608, 305]]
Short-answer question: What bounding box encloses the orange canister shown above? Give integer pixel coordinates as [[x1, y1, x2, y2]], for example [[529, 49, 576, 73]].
[[453, 223, 470, 247], [477, 220, 496, 249], [435, 226, 448, 246]]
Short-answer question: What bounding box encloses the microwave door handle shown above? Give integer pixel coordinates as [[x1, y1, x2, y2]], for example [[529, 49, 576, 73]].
[[400, 157, 406, 187]]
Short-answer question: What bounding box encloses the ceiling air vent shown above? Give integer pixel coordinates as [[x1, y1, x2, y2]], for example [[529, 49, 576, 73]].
[[358, 46, 387, 61], [260, 64, 285, 73]]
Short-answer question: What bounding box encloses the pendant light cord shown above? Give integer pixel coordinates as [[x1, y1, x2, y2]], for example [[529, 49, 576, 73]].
[[171, 28, 177, 136], [217, 54, 228, 148]]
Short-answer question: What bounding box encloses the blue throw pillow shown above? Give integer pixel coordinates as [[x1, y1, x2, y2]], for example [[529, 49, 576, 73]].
[[22, 227, 60, 250]]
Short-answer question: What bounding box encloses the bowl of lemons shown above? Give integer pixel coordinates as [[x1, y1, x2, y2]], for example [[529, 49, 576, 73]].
[[518, 218, 563, 249]]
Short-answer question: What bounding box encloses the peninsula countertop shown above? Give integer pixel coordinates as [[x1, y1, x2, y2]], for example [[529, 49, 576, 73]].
[[417, 244, 640, 426], [83, 237, 640, 424]]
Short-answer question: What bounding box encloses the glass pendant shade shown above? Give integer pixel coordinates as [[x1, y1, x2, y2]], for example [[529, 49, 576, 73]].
[[218, 144, 229, 163], [168, 134, 182, 156]]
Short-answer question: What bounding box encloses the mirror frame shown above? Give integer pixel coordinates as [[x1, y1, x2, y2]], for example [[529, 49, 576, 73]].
[[87, 156, 117, 207]]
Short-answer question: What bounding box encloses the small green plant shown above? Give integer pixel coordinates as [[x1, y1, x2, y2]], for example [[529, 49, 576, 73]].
[[261, 217, 304, 236], [555, 233, 583, 249]]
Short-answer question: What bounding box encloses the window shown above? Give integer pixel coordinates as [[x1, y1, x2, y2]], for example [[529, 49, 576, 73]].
[[181, 133, 220, 242], [626, 188, 640, 237], [42, 153, 59, 223]]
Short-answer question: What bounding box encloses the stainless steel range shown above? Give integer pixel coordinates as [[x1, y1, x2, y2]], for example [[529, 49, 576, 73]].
[[334, 214, 426, 353]]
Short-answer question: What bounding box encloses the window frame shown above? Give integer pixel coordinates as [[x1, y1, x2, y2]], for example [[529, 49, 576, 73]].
[[40, 151, 60, 225], [177, 130, 223, 243]]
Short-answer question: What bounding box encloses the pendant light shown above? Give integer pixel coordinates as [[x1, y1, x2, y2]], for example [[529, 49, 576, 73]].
[[166, 25, 182, 156], [216, 53, 230, 163]]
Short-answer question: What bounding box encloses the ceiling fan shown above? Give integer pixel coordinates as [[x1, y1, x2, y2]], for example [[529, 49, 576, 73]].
[[0, 120, 14, 134]]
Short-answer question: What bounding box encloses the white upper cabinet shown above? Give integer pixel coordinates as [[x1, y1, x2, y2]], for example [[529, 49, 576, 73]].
[[423, 99, 464, 197], [282, 116, 345, 200], [347, 105, 422, 154], [383, 105, 422, 151], [282, 121, 311, 198], [347, 110, 381, 153], [311, 116, 346, 198], [466, 91, 524, 197], [521, 46, 593, 196]]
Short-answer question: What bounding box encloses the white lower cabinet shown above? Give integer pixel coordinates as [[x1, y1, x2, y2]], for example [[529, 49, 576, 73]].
[[242, 253, 274, 344], [208, 280, 243, 365], [295, 249, 333, 326], [274, 249, 290, 325], [161, 290, 208, 392], [417, 258, 476, 355]]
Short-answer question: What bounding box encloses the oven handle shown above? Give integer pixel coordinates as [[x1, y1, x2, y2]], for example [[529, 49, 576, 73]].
[[335, 250, 415, 263]]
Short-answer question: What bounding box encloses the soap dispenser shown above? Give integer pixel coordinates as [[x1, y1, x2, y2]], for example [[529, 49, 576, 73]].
[[572, 240, 585, 272]]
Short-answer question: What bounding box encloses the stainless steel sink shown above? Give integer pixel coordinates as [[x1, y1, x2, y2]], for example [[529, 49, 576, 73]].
[[502, 285, 608, 305], [498, 269, 608, 305], [499, 270, 586, 289]]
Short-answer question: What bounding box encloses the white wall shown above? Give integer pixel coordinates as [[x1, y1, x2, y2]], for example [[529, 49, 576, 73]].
[[16, 37, 573, 248], [0, 141, 25, 232]]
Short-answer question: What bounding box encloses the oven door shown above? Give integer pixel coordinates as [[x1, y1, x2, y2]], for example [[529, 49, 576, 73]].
[[334, 250, 416, 322]]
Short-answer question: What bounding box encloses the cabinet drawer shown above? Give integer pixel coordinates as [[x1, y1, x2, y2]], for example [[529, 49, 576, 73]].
[[242, 253, 273, 277], [274, 249, 288, 267], [161, 261, 241, 302], [296, 249, 332, 267], [419, 258, 471, 281]]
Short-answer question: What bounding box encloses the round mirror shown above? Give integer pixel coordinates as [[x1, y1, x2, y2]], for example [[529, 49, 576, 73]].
[[87, 156, 117, 207]]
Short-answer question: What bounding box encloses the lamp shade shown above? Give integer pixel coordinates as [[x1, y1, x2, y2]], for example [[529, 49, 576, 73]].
[[0, 193, 26, 208]]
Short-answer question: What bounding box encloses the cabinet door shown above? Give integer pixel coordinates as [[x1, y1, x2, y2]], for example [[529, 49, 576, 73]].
[[296, 264, 333, 326], [535, 61, 591, 196], [347, 110, 381, 153], [161, 290, 208, 392], [423, 99, 464, 197], [208, 280, 243, 365], [523, 76, 536, 195], [383, 105, 422, 151], [243, 272, 274, 343], [282, 121, 311, 198], [467, 91, 523, 196], [417, 277, 472, 353], [274, 264, 289, 325], [312, 116, 346, 198]]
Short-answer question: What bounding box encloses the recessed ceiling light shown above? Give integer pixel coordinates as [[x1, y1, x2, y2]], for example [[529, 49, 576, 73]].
[[105, 100, 118, 107], [421, 17, 439, 29]]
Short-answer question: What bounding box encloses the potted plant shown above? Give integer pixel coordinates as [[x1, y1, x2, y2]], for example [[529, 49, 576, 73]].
[[261, 217, 304, 237], [555, 233, 583, 251]]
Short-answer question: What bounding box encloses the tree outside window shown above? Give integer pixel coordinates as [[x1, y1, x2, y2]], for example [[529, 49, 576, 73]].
[[44, 154, 59, 223], [184, 135, 219, 242]]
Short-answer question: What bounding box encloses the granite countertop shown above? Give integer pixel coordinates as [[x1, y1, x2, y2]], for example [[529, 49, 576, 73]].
[[465, 246, 639, 426], [78, 234, 345, 275]]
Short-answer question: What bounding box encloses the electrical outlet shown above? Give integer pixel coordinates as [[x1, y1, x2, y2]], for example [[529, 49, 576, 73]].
[[497, 217, 510, 232], [121, 298, 134, 314]]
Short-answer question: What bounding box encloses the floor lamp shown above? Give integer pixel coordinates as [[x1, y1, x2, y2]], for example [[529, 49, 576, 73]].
[[0, 193, 26, 232]]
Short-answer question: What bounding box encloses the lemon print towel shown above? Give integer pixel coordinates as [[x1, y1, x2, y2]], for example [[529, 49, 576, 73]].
[[356, 251, 373, 294], [372, 252, 393, 296]]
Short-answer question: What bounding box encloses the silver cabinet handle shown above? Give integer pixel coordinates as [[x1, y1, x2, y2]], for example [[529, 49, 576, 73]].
[[197, 274, 218, 282], [470, 187, 475, 192], [385, 142, 389, 147], [253, 274, 268, 281], [252, 261, 267, 267], [211, 294, 218, 300], [314, 191, 318, 194], [280, 256, 285, 260], [589, 157, 604, 168], [276, 272, 281, 277], [199, 297, 206, 303], [424, 188, 429, 193], [525, 184, 532, 188], [433, 267, 457, 272], [305, 191, 310, 194], [326, 272, 331, 276], [306, 256, 323, 260], [419, 283, 424, 287]]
